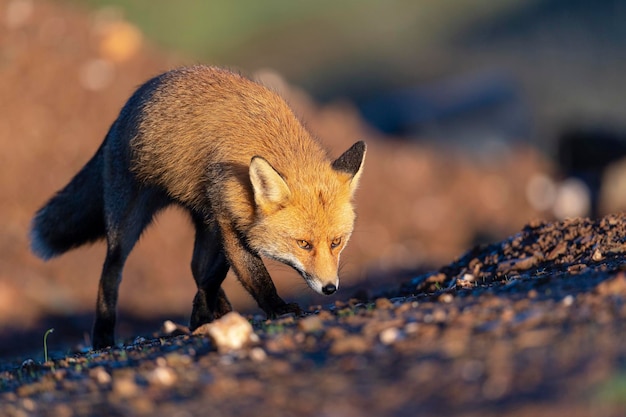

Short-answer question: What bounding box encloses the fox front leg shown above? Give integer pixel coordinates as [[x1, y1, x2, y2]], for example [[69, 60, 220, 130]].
[[219, 221, 302, 318], [189, 214, 232, 330]]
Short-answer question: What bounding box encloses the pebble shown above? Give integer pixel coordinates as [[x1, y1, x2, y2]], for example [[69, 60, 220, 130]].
[[462, 273, 476, 282], [298, 315, 323, 333], [404, 322, 420, 334], [21, 398, 36, 412], [330, 335, 370, 355], [562, 295, 575, 306], [379, 327, 402, 345], [89, 366, 111, 385], [432, 308, 447, 323], [567, 263, 588, 274], [375, 298, 394, 310], [317, 310, 334, 321], [162, 320, 190, 336], [147, 365, 177, 387], [596, 273, 626, 295], [592, 249, 604, 262], [112, 373, 139, 399], [249, 347, 267, 362], [193, 312, 259, 352], [439, 293, 454, 303], [498, 256, 537, 272], [164, 352, 193, 367], [324, 326, 347, 340]]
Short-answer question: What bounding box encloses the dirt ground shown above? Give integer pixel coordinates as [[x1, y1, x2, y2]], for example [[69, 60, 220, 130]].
[[1, 1, 625, 416], [2, 210, 626, 417]]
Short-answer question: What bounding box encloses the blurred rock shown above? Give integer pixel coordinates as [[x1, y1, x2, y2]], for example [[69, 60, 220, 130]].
[[89, 366, 111, 385], [93, 10, 143, 63], [111, 372, 139, 399], [595, 273, 626, 296], [162, 320, 190, 336], [330, 335, 370, 355], [298, 315, 323, 333], [192, 312, 259, 352]]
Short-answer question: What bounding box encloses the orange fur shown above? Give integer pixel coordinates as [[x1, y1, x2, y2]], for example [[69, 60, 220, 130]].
[[129, 66, 365, 291]]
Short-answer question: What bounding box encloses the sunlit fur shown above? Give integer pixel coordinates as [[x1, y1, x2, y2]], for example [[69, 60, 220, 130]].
[[128, 66, 365, 294], [247, 155, 363, 293]]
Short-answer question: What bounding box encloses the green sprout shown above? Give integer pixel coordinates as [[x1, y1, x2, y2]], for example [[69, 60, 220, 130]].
[[43, 328, 55, 363]]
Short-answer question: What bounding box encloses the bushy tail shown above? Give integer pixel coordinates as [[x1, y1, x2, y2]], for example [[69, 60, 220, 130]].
[[30, 143, 106, 260]]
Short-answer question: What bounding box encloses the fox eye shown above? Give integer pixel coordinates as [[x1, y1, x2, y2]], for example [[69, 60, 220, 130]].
[[330, 237, 342, 249], [297, 239, 313, 250]]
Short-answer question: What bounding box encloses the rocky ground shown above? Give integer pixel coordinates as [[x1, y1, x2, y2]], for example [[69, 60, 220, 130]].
[[2, 213, 626, 417]]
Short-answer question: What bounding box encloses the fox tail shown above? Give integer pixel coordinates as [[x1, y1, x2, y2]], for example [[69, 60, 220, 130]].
[[30, 143, 106, 260]]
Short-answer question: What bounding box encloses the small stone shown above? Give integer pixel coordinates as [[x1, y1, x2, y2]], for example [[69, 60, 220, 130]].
[[439, 293, 454, 303], [592, 249, 604, 262], [567, 263, 587, 274], [193, 312, 259, 352], [249, 347, 267, 362], [325, 326, 347, 340], [112, 374, 139, 399], [404, 322, 420, 334], [375, 298, 394, 310], [547, 241, 568, 260], [379, 327, 401, 345], [432, 308, 447, 323], [317, 310, 334, 321], [498, 256, 537, 272], [461, 273, 475, 283], [89, 366, 111, 385], [596, 274, 626, 296], [162, 320, 189, 336], [21, 398, 36, 412], [298, 315, 323, 333], [562, 295, 574, 306], [330, 335, 370, 355], [164, 353, 192, 367], [147, 365, 177, 387]]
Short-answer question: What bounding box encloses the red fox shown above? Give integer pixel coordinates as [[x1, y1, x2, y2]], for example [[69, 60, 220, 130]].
[[30, 66, 366, 349]]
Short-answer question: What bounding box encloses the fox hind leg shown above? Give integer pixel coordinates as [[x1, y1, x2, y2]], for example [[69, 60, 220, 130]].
[[189, 214, 231, 330], [92, 187, 166, 350]]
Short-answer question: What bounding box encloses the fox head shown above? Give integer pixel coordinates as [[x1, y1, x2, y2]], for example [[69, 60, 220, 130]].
[[247, 141, 366, 295]]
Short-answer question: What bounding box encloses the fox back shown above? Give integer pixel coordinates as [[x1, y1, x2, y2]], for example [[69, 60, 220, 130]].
[[31, 65, 366, 349]]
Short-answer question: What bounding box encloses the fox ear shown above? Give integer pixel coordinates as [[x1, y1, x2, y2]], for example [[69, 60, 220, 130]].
[[250, 156, 291, 212], [332, 141, 366, 195]]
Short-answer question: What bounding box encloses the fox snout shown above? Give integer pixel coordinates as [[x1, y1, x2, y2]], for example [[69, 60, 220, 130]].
[[322, 283, 337, 295], [302, 273, 339, 296]]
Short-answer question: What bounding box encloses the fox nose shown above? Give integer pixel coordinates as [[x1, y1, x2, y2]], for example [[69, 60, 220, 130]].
[[322, 283, 337, 295]]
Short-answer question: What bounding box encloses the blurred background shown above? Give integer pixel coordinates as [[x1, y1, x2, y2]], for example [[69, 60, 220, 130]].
[[2, 0, 626, 357]]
